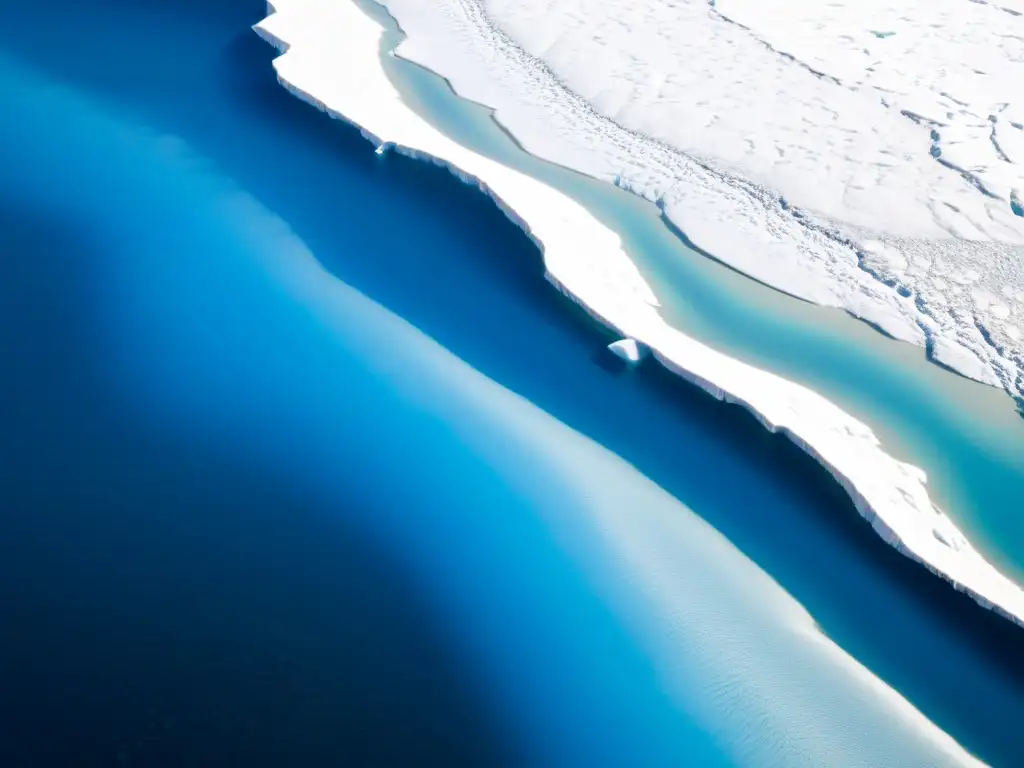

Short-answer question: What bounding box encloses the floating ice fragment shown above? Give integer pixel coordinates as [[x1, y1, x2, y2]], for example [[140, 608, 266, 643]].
[[608, 337, 648, 365]]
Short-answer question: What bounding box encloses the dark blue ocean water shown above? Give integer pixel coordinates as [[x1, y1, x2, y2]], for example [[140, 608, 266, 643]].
[[0, 27, 726, 766], [1, 0, 1022, 765]]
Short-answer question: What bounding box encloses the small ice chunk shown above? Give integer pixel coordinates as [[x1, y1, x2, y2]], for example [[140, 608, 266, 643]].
[[608, 337, 648, 365]]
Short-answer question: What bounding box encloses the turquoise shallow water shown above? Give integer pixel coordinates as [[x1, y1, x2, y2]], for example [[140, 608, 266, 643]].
[[361, 0, 1024, 755], [1, 0, 1023, 764], [371, 1, 1024, 588]]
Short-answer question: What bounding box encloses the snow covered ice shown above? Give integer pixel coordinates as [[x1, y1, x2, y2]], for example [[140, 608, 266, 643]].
[[255, 0, 1024, 629], [391, 0, 1024, 400], [252, 3, 1022, 760]]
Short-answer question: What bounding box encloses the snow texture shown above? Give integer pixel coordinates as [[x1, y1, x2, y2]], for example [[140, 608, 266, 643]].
[[252, 5, 1006, 763], [253, 0, 1024, 634], [393, 0, 1024, 401]]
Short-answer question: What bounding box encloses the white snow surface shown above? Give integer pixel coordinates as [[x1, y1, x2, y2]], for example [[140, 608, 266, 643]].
[[388, 0, 1024, 399], [253, 0, 1024, 633]]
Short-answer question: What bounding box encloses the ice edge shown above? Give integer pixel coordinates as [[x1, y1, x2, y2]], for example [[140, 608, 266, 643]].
[[254, 0, 1024, 630]]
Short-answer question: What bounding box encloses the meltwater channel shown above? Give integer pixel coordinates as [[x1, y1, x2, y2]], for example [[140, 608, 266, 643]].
[[0, 0, 1022, 765]]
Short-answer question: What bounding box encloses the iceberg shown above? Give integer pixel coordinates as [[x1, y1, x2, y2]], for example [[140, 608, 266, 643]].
[[607, 337, 647, 365]]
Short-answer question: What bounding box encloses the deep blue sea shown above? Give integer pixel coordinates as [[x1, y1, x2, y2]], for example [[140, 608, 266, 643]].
[[1, 0, 1023, 765]]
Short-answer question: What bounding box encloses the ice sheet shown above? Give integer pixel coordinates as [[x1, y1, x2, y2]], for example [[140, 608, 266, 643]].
[[252, 3, 1006, 762], [254, 0, 1024, 637], [400, 0, 1024, 398]]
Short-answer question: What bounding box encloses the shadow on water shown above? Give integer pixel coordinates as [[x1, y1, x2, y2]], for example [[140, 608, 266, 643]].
[[213, 30, 1024, 765], [0, 207, 513, 766], [1, 0, 1023, 763]]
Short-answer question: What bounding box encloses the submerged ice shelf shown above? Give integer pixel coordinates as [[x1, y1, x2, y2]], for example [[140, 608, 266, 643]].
[[253, 0, 1024, 630], [390, 0, 1024, 402]]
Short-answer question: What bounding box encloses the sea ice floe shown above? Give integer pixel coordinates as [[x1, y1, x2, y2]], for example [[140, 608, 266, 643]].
[[407, 0, 1024, 399]]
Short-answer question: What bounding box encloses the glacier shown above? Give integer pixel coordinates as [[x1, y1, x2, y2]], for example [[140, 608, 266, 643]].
[[252, 0, 1024, 631], [247, 3, 1018, 763], [389, 0, 1024, 402]]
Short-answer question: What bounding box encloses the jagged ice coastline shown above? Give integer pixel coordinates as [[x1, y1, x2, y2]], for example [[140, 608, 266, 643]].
[[253, 0, 1024, 628], [401, 0, 1024, 403]]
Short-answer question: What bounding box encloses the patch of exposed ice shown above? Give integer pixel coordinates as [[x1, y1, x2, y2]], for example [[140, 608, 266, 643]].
[[393, 0, 1024, 400]]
